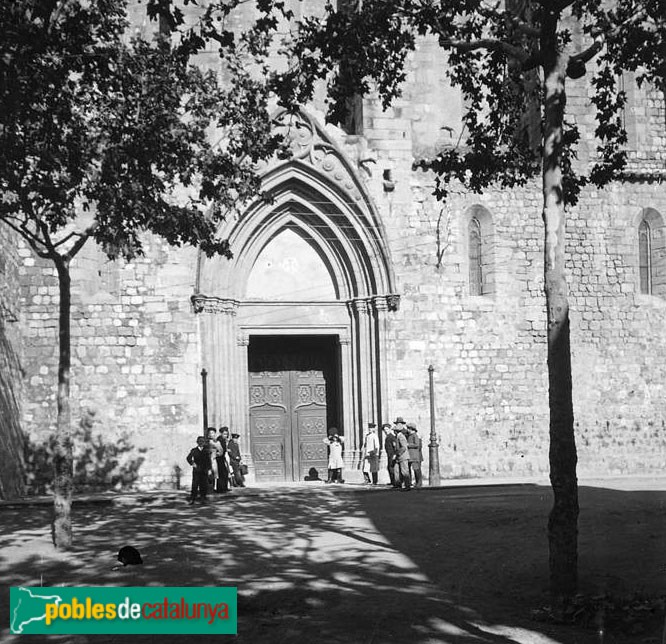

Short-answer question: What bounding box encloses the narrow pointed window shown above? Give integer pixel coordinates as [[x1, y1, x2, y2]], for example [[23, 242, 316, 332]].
[[639, 219, 652, 294], [469, 217, 483, 296]]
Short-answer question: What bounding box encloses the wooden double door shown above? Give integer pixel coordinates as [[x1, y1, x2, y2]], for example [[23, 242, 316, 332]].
[[249, 369, 328, 482]]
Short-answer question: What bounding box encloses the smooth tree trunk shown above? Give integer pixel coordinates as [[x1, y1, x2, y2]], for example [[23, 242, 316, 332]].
[[52, 255, 73, 549], [541, 19, 579, 601]]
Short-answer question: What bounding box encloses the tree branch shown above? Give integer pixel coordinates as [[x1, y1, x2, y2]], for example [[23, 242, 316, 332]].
[[38, 220, 58, 257], [52, 231, 81, 249], [568, 37, 603, 66], [441, 38, 531, 63], [64, 223, 97, 262], [568, 6, 648, 69], [0, 217, 51, 259]]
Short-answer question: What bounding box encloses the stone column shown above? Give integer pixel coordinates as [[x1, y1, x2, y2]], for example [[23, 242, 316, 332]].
[[338, 332, 355, 452], [191, 295, 239, 429], [235, 333, 250, 442], [372, 295, 390, 428], [350, 298, 374, 434], [236, 332, 251, 481]]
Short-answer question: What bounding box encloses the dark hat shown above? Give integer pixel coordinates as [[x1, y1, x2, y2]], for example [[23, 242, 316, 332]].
[[231, 433, 240, 438], [394, 416, 406, 424], [406, 423, 416, 430], [367, 422, 376, 428], [328, 427, 339, 435], [381, 423, 392, 429]]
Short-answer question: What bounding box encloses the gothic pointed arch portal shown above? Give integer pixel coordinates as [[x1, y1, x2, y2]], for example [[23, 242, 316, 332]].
[[193, 110, 399, 482]]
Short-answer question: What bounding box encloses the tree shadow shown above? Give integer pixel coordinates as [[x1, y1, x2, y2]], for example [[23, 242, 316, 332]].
[[0, 484, 663, 643]]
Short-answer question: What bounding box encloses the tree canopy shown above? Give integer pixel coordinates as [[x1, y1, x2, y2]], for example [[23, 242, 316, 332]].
[[277, 0, 663, 200], [0, 0, 288, 548], [0, 0, 286, 263]]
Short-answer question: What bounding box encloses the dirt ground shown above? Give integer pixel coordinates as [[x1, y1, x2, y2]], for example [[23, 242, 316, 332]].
[[1, 479, 664, 644]]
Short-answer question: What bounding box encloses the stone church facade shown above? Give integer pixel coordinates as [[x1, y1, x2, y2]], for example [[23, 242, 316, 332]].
[[2, 2, 666, 492]]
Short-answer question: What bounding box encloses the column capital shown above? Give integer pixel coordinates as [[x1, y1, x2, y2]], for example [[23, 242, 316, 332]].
[[348, 297, 371, 315], [191, 294, 240, 315]]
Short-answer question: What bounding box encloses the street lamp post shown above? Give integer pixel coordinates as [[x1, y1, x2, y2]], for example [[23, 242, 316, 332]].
[[428, 364, 441, 486], [201, 368, 208, 432]]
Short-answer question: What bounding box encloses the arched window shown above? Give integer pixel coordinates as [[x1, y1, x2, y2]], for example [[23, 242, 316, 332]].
[[636, 208, 665, 299], [638, 219, 652, 294], [468, 217, 483, 296]]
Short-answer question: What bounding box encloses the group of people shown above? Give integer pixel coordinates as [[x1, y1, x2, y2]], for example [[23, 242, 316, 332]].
[[383, 416, 423, 491], [324, 416, 424, 490], [186, 426, 246, 504]]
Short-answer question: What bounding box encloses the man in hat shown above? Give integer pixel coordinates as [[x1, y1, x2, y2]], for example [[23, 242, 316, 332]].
[[407, 423, 423, 488], [186, 435, 212, 504], [394, 417, 411, 490], [228, 432, 245, 487], [361, 423, 380, 485], [383, 423, 399, 488]]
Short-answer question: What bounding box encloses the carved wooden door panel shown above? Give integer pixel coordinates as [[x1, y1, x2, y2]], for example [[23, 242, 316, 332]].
[[249, 368, 327, 482], [291, 370, 328, 481], [249, 371, 290, 482]]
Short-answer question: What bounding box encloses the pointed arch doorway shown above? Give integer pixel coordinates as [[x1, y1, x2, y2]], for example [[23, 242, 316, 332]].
[[193, 110, 399, 483], [248, 334, 339, 482]]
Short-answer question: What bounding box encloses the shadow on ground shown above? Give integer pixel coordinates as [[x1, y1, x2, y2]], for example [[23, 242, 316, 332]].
[[0, 484, 664, 644]]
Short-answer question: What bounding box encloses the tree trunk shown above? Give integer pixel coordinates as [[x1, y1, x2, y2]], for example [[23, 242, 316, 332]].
[[541, 36, 579, 601], [52, 255, 73, 549]]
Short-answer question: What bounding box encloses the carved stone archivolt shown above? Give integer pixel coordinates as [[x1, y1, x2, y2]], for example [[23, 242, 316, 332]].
[[274, 110, 364, 205]]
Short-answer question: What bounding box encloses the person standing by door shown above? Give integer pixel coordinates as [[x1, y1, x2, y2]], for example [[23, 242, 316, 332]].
[[324, 428, 345, 483], [205, 427, 220, 490], [383, 423, 399, 488], [228, 433, 245, 487], [216, 427, 231, 493], [186, 436, 212, 504], [362, 423, 380, 485]]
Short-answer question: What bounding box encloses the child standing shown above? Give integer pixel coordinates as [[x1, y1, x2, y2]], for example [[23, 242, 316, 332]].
[[323, 428, 345, 483]]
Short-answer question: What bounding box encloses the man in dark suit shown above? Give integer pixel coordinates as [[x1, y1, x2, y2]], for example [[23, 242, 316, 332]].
[[383, 423, 399, 488], [407, 423, 424, 488], [228, 433, 245, 487], [186, 436, 212, 504]]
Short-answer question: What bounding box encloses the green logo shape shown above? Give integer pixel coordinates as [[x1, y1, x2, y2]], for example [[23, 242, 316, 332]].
[[10, 586, 237, 635]]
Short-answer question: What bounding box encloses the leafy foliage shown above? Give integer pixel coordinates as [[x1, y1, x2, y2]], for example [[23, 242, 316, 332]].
[[0, 0, 290, 546], [24, 409, 146, 495], [0, 0, 284, 262], [279, 0, 663, 204]]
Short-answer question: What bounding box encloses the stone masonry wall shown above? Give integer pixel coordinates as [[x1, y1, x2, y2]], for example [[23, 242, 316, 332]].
[[19, 237, 203, 490], [15, 5, 666, 487], [351, 31, 666, 479]]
